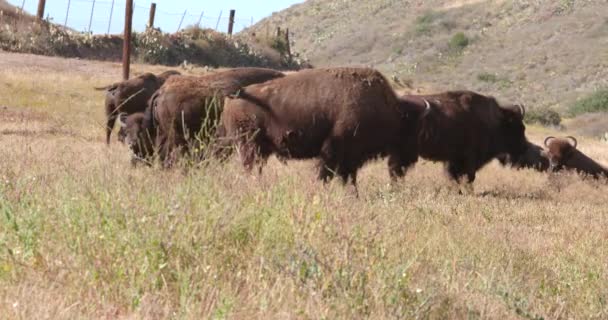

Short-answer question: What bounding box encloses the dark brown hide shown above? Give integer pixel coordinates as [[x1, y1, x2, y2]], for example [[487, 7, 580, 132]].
[[221, 67, 415, 186], [98, 70, 180, 144], [497, 141, 550, 172], [402, 91, 527, 184], [118, 112, 154, 165], [134, 68, 284, 167], [543, 136, 608, 179]]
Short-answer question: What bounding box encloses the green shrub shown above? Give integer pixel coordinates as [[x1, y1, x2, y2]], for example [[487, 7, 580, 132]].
[[449, 32, 469, 51], [414, 10, 440, 35], [525, 107, 562, 127], [269, 36, 289, 56], [476, 72, 512, 89], [477, 72, 499, 83], [568, 89, 608, 116]]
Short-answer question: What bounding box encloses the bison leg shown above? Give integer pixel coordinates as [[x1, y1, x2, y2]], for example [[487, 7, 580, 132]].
[[388, 143, 418, 181], [238, 128, 272, 174], [388, 154, 405, 179], [317, 139, 343, 183], [446, 160, 467, 183]]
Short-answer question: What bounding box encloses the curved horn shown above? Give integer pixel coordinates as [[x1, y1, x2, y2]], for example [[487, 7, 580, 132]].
[[517, 104, 525, 117], [423, 99, 431, 110], [544, 136, 556, 147], [566, 136, 577, 148]]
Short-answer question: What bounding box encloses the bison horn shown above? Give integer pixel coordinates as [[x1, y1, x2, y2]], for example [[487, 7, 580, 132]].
[[423, 99, 431, 110], [517, 104, 525, 117], [566, 136, 578, 148], [544, 136, 556, 147]]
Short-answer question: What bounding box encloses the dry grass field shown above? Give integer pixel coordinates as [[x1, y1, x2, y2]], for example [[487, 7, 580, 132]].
[[1, 51, 607, 319]]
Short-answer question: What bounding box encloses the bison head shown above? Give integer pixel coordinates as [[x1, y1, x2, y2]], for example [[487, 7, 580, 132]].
[[118, 112, 155, 165], [500, 104, 528, 159], [543, 136, 577, 172], [497, 141, 550, 172]]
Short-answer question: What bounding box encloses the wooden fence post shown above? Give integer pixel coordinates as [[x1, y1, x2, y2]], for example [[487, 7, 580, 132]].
[[36, 0, 46, 20], [285, 28, 291, 59], [122, 0, 133, 80], [107, 0, 114, 34], [227, 9, 235, 35], [215, 10, 222, 30], [88, 0, 96, 33], [64, 0, 71, 27], [176, 10, 186, 32], [147, 3, 156, 28], [196, 10, 204, 28]]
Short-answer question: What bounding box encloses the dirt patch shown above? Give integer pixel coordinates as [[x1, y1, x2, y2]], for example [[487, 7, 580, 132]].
[[0, 51, 122, 78], [564, 112, 608, 138]]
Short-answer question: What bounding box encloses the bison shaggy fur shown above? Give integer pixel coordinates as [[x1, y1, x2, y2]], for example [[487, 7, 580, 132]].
[[497, 141, 550, 172], [401, 91, 528, 185], [543, 136, 608, 179], [221, 67, 418, 187], [126, 67, 284, 167], [98, 70, 180, 144]]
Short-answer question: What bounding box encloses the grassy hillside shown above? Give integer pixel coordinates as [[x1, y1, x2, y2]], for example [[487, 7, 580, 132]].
[[251, 0, 608, 118], [0, 0, 304, 69], [1, 51, 608, 319]]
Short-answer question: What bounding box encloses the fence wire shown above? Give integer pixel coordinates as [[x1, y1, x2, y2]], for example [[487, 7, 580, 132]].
[[6, 0, 255, 35]]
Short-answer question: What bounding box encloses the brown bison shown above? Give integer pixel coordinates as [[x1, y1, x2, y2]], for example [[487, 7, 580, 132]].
[[400, 91, 528, 186], [121, 68, 285, 167], [221, 67, 420, 187], [496, 141, 550, 172], [543, 136, 608, 179], [97, 70, 180, 144], [117, 112, 154, 165]]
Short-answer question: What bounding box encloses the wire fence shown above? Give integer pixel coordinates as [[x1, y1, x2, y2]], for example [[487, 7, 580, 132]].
[[7, 0, 256, 35]]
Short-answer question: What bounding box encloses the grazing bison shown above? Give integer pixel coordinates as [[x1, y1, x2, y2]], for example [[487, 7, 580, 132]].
[[543, 136, 608, 179], [401, 91, 528, 186], [117, 112, 154, 166], [497, 141, 550, 172], [97, 70, 181, 144], [221, 67, 419, 188], [124, 68, 284, 167]]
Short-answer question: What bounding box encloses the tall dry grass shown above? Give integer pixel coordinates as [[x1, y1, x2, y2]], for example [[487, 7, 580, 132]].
[[0, 52, 607, 319]]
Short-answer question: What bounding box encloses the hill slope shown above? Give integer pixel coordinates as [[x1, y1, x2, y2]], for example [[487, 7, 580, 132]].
[[251, 0, 608, 109], [0, 0, 303, 69]]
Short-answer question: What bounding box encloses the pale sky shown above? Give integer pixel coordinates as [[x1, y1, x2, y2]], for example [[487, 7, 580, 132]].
[[8, 0, 303, 34]]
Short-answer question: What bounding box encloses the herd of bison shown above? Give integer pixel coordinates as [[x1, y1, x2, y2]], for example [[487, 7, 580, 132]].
[[97, 67, 608, 192]]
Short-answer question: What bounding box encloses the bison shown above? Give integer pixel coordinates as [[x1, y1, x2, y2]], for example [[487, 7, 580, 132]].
[[496, 141, 550, 172], [220, 67, 420, 188], [400, 91, 528, 187], [96, 70, 181, 144], [117, 112, 154, 166], [543, 136, 608, 179], [121, 67, 285, 167]]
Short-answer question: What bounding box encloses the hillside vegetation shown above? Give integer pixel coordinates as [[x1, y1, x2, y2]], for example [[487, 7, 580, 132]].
[[252, 0, 608, 119], [0, 0, 305, 69]]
